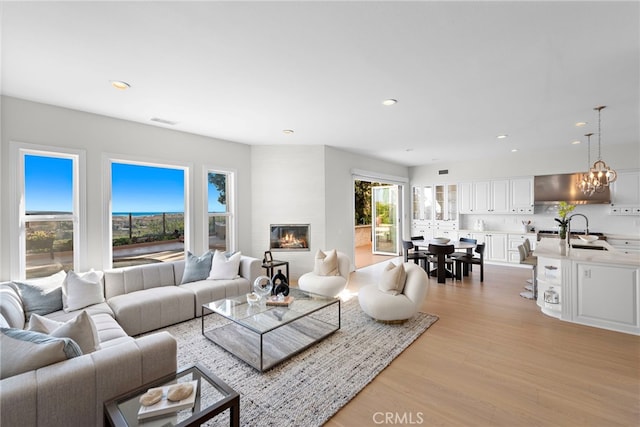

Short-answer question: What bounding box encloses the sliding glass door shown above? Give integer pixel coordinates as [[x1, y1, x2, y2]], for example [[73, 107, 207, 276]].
[[372, 185, 399, 255]]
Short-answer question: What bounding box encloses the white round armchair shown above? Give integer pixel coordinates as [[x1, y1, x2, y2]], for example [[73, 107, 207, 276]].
[[298, 249, 351, 297], [358, 261, 428, 322]]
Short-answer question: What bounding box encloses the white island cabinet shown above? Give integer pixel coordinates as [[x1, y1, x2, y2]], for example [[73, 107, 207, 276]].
[[534, 238, 640, 335]]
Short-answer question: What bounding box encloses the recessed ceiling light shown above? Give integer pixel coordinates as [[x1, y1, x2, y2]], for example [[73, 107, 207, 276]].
[[283, 129, 294, 135], [497, 134, 508, 139], [575, 121, 588, 127], [110, 80, 131, 90], [571, 140, 582, 145], [405, 148, 413, 152], [382, 99, 397, 106], [511, 148, 518, 152]]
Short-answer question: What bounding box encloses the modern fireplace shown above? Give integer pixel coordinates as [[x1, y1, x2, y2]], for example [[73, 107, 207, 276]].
[[270, 224, 310, 251]]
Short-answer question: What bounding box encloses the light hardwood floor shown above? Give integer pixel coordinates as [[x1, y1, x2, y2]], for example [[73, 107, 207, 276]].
[[325, 260, 640, 427]]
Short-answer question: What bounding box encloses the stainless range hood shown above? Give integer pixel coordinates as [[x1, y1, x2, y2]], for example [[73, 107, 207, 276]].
[[534, 173, 611, 205]]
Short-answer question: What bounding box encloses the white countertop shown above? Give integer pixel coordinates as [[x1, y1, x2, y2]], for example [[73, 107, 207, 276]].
[[535, 237, 640, 266]]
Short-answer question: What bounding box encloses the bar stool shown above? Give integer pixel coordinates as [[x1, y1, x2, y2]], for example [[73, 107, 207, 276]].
[[518, 244, 537, 299]]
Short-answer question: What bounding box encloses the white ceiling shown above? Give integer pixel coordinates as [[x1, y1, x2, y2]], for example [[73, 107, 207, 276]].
[[1, 1, 638, 167]]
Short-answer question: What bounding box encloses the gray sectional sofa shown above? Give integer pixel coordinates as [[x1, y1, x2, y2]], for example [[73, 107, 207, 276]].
[[0, 255, 261, 427]]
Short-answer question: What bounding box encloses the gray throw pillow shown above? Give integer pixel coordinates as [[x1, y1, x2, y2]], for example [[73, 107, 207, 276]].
[[181, 251, 213, 284], [0, 328, 82, 379], [13, 270, 66, 320]]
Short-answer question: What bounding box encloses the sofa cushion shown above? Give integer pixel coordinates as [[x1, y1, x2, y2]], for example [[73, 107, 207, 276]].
[[108, 287, 194, 336], [180, 251, 213, 284], [62, 270, 105, 312], [28, 311, 100, 354], [45, 302, 115, 323], [313, 249, 339, 276], [104, 263, 176, 299], [13, 271, 66, 320], [0, 328, 82, 379], [378, 262, 406, 295], [208, 250, 241, 280], [181, 277, 251, 316]]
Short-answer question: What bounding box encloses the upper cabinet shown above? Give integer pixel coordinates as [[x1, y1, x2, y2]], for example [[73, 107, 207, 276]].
[[412, 184, 457, 222], [510, 177, 534, 214], [459, 177, 533, 214], [459, 179, 510, 214], [610, 170, 640, 215]]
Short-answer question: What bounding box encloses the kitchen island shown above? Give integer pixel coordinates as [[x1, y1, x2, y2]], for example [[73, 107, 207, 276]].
[[534, 238, 640, 335]]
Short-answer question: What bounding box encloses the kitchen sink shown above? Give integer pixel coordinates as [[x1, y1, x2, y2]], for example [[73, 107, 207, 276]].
[[571, 244, 607, 251]]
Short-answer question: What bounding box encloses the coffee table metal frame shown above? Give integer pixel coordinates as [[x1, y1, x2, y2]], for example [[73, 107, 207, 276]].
[[104, 363, 239, 427], [201, 288, 340, 371]]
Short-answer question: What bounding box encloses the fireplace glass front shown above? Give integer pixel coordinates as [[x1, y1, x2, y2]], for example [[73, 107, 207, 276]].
[[270, 224, 310, 251]]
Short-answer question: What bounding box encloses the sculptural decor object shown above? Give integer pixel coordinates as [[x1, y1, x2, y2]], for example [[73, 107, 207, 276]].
[[271, 269, 289, 296]]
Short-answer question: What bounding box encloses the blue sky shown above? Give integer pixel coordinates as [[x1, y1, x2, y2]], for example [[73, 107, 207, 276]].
[[25, 156, 224, 213], [25, 155, 73, 212]]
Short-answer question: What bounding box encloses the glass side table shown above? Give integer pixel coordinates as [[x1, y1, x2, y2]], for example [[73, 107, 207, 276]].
[[104, 364, 239, 427]]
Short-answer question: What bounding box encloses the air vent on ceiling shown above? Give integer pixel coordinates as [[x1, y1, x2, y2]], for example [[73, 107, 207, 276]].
[[150, 117, 178, 126], [438, 169, 449, 175]]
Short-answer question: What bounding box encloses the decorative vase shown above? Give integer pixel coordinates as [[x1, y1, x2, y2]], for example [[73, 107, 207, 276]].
[[271, 269, 290, 296], [253, 276, 273, 302]]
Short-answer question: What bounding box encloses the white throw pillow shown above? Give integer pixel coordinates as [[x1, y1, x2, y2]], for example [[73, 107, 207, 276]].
[[208, 250, 242, 280], [28, 310, 100, 354], [378, 262, 406, 295], [62, 270, 105, 312], [313, 249, 340, 276]]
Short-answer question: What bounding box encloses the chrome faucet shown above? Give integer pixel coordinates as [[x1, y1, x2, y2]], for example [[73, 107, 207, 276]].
[[568, 213, 589, 237]]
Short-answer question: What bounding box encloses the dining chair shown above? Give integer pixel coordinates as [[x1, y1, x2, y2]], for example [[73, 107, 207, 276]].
[[427, 243, 455, 283], [451, 237, 478, 265], [402, 240, 429, 270], [454, 243, 485, 282]]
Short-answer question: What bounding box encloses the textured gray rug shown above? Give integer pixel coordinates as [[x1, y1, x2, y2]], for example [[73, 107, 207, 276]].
[[149, 295, 438, 426]]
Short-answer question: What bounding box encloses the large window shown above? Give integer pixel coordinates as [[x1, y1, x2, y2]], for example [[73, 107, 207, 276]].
[[110, 161, 186, 267], [18, 148, 82, 279], [207, 170, 234, 252]]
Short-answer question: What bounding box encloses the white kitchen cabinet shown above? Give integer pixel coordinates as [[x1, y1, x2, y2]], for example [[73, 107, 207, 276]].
[[607, 237, 640, 254], [412, 184, 458, 224], [510, 177, 534, 214], [458, 182, 474, 213], [573, 263, 640, 334], [610, 169, 640, 215], [460, 180, 509, 214], [471, 232, 508, 262]]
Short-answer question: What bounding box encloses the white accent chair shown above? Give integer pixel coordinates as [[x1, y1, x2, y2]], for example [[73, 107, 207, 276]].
[[298, 251, 351, 297], [358, 262, 429, 322]]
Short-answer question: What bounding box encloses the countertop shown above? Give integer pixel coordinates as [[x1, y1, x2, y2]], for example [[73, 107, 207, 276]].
[[534, 237, 640, 266]]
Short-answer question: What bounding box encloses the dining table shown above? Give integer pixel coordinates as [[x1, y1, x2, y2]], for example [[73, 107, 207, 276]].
[[411, 239, 477, 283]]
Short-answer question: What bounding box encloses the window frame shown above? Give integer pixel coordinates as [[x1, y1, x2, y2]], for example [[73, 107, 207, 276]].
[[10, 142, 86, 279], [204, 166, 236, 253], [102, 154, 191, 269]]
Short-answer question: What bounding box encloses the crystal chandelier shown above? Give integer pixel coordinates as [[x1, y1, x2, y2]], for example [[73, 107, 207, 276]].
[[588, 105, 617, 191], [577, 132, 598, 196]]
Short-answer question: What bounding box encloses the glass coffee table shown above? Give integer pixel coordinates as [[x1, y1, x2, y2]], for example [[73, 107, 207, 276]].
[[202, 287, 341, 371], [104, 364, 239, 427]]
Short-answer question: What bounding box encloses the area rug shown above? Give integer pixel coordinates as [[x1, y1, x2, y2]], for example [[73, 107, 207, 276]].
[[149, 296, 438, 426]]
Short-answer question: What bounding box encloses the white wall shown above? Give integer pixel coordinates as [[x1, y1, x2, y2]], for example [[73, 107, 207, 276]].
[[0, 96, 254, 279], [324, 146, 409, 265], [250, 145, 326, 280]]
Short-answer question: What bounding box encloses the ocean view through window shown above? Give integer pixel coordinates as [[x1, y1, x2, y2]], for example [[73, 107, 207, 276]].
[[22, 151, 79, 279], [111, 162, 185, 267]]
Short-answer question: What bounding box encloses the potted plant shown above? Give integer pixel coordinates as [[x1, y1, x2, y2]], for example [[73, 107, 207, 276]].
[[554, 201, 576, 240]]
